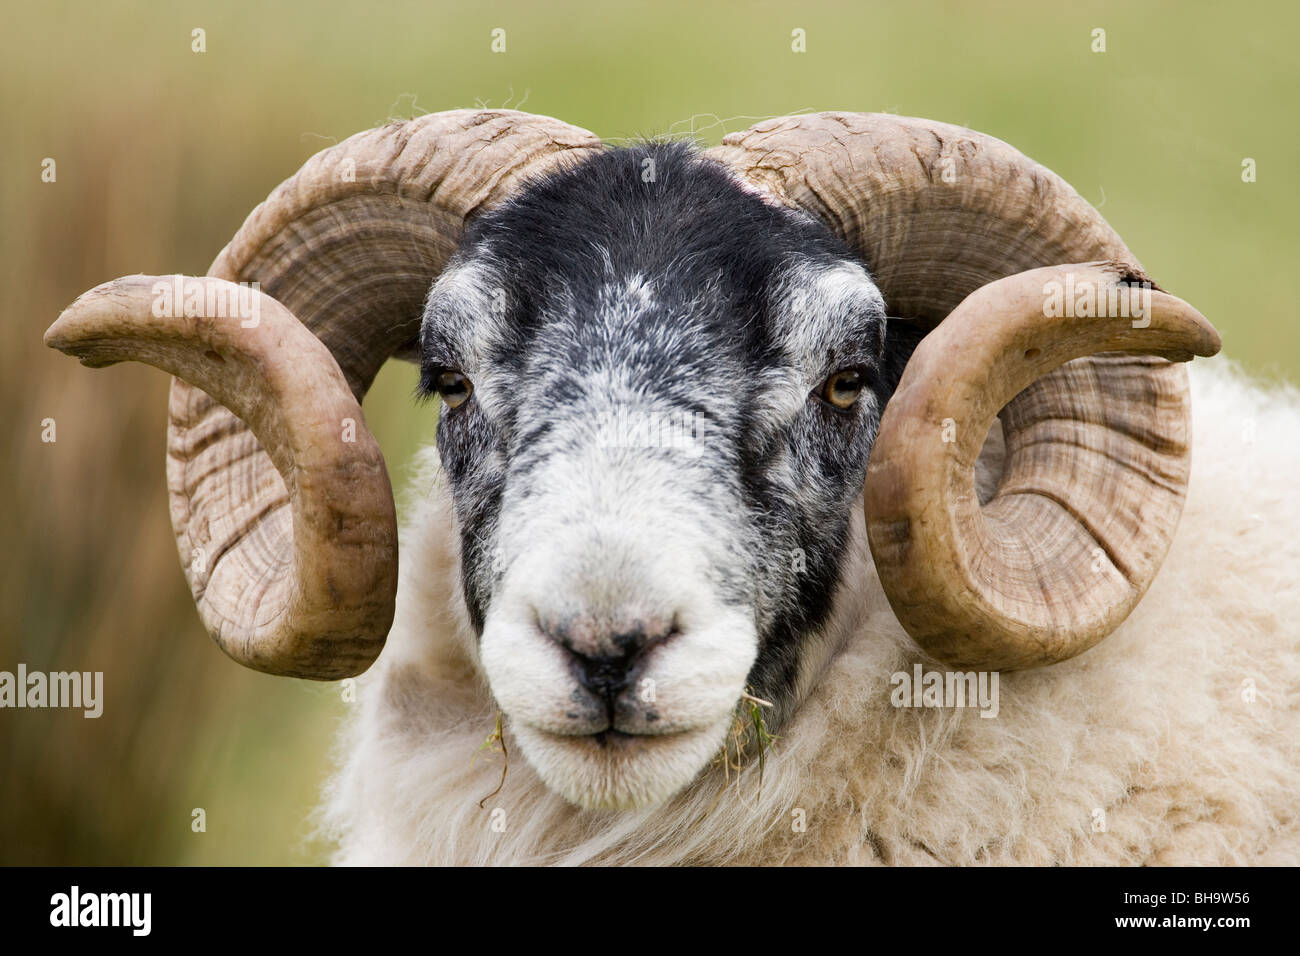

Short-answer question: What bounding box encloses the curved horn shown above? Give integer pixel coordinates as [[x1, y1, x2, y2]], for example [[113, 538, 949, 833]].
[[46, 110, 602, 678], [707, 113, 1222, 669], [866, 264, 1219, 669]]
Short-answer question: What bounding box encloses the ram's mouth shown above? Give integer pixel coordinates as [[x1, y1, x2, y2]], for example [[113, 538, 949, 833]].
[[527, 723, 702, 752], [580, 728, 648, 749], [513, 718, 732, 810], [590, 733, 644, 749]]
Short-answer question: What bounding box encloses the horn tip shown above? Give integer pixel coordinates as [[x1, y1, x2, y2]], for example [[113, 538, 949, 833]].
[[44, 310, 92, 358], [1181, 308, 1223, 359], [44, 313, 80, 354], [1199, 324, 1224, 358], [46, 311, 129, 369]]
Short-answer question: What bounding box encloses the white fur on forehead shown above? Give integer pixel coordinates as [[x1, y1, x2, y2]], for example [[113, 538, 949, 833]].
[[603, 271, 656, 314]]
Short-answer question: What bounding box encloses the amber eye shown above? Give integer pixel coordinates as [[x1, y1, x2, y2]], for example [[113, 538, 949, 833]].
[[435, 371, 473, 409], [820, 368, 866, 409]]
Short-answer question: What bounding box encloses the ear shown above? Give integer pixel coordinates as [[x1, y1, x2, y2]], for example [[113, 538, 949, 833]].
[[878, 317, 929, 398]]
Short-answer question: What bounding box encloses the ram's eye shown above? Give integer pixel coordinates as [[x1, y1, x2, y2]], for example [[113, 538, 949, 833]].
[[435, 371, 473, 409], [820, 369, 865, 409]]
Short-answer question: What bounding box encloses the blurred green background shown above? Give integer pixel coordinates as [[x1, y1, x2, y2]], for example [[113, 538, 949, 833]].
[[2, 0, 1296, 864]]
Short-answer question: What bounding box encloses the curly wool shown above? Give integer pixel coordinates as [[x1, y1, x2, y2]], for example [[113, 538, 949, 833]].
[[319, 359, 1300, 865]]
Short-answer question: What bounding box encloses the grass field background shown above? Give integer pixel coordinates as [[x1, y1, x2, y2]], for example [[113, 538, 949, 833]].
[[2, 0, 1296, 863]]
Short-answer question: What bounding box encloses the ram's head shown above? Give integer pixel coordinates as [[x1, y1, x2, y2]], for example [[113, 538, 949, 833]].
[[46, 111, 1220, 810]]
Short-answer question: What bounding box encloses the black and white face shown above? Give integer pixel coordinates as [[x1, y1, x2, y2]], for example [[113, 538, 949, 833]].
[[419, 143, 907, 810]]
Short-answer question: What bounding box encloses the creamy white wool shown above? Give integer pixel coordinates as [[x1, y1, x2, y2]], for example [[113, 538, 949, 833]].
[[319, 360, 1300, 865]]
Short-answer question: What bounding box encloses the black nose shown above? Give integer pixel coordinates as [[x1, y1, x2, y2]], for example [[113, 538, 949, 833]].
[[571, 644, 639, 699], [542, 618, 675, 699]]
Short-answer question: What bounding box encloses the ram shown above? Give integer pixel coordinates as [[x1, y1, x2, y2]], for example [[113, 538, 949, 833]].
[[46, 110, 1300, 865]]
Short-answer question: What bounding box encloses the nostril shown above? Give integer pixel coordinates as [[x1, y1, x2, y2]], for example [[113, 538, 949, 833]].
[[566, 631, 651, 700], [573, 652, 635, 700], [534, 612, 678, 700]]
